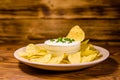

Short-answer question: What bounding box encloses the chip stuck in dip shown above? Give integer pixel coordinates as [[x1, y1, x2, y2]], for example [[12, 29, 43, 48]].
[[44, 25, 85, 55]]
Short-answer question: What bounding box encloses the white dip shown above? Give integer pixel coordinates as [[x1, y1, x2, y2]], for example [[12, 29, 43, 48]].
[[44, 39, 80, 46], [44, 38, 81, 54]]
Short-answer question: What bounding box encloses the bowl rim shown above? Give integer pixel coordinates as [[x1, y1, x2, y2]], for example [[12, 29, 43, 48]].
[[14, 44, 109, 67]]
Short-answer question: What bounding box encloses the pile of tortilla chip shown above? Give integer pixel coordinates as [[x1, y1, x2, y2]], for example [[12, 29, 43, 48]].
[[19, 25, 101, 64]]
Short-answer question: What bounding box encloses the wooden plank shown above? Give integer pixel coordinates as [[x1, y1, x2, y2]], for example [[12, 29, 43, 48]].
[[0, 19, 120, 45], [0, 0, 39, 18], [0, 44, 120, 80], [0, 0, 120, 19]]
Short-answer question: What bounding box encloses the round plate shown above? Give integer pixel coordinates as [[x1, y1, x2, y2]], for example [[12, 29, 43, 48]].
[[14, 44, 109, 71]]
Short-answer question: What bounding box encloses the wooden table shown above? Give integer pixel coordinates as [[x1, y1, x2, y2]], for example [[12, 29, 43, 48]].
[[0, 0, 120, 79], [0, 44, 120, 80]]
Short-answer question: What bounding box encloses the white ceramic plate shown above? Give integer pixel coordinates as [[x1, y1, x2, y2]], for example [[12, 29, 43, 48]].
[[14, 44, 109, 71]]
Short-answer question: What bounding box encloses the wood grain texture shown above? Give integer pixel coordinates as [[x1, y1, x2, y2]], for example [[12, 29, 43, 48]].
[[0, 19, 120, 45], [0, 0, 120, 19], [0, 1, 120, 80], [0, 44, 120, 80]]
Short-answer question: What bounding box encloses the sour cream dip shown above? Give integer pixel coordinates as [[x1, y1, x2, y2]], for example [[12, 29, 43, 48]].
[[44, 38, 81, 55]]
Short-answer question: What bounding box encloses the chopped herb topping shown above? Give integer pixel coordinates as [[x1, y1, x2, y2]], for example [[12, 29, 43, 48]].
[[50, 37, 75, 43]]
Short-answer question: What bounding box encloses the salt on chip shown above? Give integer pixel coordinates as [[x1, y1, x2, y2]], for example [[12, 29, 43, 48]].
[[68, 52, 81, 64]]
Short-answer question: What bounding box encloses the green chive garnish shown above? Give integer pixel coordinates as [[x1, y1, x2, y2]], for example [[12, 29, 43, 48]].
[[50, 37, 75, 43]]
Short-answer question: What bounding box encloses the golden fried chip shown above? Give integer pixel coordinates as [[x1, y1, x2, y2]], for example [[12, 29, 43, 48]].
[[19, 52, 32, 59], [66, 25, 85, 41], [81, 49, 99, 56], [26, 44, 47, 56], [48, 53, 65, 64], [30, 54, 52, 63], [81, 53, 98, 63], [81, 43, 90, 53], [81, 40, 99, 56], [26, 44, 39, 53], [68, 52, 81, 64]]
